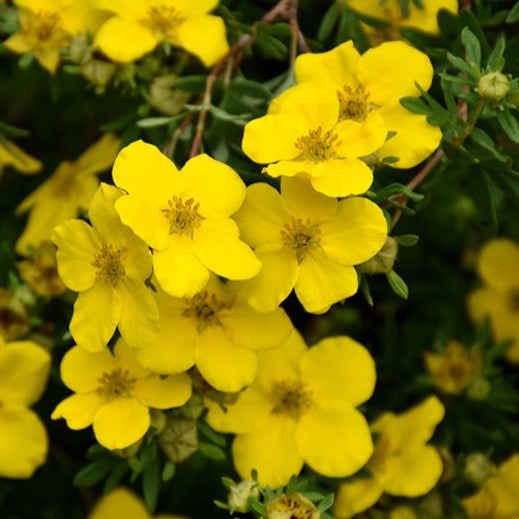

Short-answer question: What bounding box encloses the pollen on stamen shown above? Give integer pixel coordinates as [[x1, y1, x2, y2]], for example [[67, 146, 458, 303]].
[[162, 195, 202, 235], [97, 368, 136, 399], [280, 217, 321, 263], [271, 379, 313, 421], [91, 243, 126, 287], [23, 10, 69, 49], [181, 290, 233, 334], [295, 126, 340, 161], [337, 85, 378, 122], [141, 6, 184, 41]]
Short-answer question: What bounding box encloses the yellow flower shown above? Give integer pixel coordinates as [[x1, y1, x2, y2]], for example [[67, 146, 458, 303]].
[[15, 133, 120, 255], [266, 493, 320, 519], [0, 336, 50, 478], [294, 40, 442, 169], [0, 135, 41, 181], [242, 82, 384, 198], [17, 241, 67, 296], [94, 0, 229, 67], [346, 0, 458, 44], [206, 330, 376, 488], [135, 275, 293, 393], [112, 140, 260, 298], [89, 487, 187, 519], [232, 176, 387, 313], [425, 340, 482, 394], [52, 183, 159, 352], [0, 287, 29, 340], [5, 0, 104, 73], [462, 454, 519, 519], [334, 396, 445, 519], [52, 338, 192, 450], [468, 238, 519, 363]]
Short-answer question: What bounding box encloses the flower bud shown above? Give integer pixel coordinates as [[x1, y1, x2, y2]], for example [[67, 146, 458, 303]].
[[464, 452, 494, 486], [466, 376, 491, 400], [267, 493, 320, 519], [149, 75, 191, 116], [477, 72, 511, 101], [357, 236, 398, 275], [228, 480, 260, 513], [157, 417, 198, 463], [81, 57, 117, 88]]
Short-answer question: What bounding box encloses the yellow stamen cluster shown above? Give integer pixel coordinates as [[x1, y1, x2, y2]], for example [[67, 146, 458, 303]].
[[271, 379, 313, 421], [182, 290, 232, 333], [266, 493, 320, 519], [337, 85, 377, 122], [22, 10, 69, 50], [162, 196, 202, 235], [141, 6, 184, 41], [295, 127, 339, 161], [97, 368, 136, 399], [280, 218, 321, 263], [92, 243, 126, 287]]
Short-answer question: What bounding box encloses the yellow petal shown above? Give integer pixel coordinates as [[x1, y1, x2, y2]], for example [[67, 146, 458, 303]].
[[205, 385, 272, 434], [295, 41, 360, 91], [265, 159, 318, 179], [36, 48, 61, 74], [488, 455, 519, 517], [0, 341, 50, 406], [52, 219, 100, 291], [175, 14, 229, 67], [477, 238, 519, 291], [134, 290, 197, 374], [3, 32, 32, 54], [132, 372, 191, 409], [242, 114, 302, 164], [377, 105, 442, 168], [233, 182, 289, 248], [194, 326, 257, 392], [51, 393, 104, 430], [358, 41, 433, 106], [310, 158, 373, 198], [93, 398, 150, 450], [221, 302, 293, 350], [401, 0, 458, 34], [173, 0, 219, 16], [181, 154, 245, 219], [60, 345, 117, 393], [334, 478, 384, 519], [238, 251, 298, 312], [320, 197, 387, 265], [299, 336, 376, 407], [193, 219, 261, 280], [281, 176, 337, 221], [153, 234, 210, 298], [95, 17, 157, 62], [334, 111, 388, 158], [0, 406, 47, 479], [295, 249, 358, 313], [0, 138, 41, 174], [89, 488, 150, 519], [70, 284, 122, 352], [295, 402, 373, 477], [75, 133, 120, 177], [232, 415, 303, 488], [113, 338, 149, 379], [116, 278, 159, 349]]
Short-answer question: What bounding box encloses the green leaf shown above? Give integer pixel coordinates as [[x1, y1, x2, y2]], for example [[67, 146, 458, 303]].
[[221, 477, 236, 490], [486, 36, 505, 71], [103, 460, 129, 494], [199, 442, 226, 461], [231, 78, 271, 99], [161, 461, 176, 482], [507, 2, 519, 23], [399, 96, 430, 115], [470, 127, 508, 161], [447, 53, 478, 78], [394, 234, 419, 246], [461, 27, 481, 67], [497, 109, 519, 143], [247, 496, 266, 516], [387, 270, 409, 300], [398, 0, 410, 18], [359, 275, 374, 307], [18, 53, 34, 69], [175, 75, 207, 94], [256, 30, 288, 60], [0, 122, 29, 138], [317, 2, 341, 41], [74, 458, 115, 488], [316, 493, 335, 513], [213, 500, 231, 510], [373, 182, 425, 202], [198, 421, 227, 448], [136, 116, 176, 128], [142, 452, 161, 512], [469, 168, 498, 233]]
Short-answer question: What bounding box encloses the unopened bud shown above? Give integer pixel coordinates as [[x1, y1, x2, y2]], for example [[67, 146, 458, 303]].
[[464, 452, 494, 486], [81, 57, 117, 87], [477, 72, 511, 101], [228, 480, 260, 513], [149, 75, 191, 116], [466, 376, 491, 400], [149, 409, 166, 435], [157, 417, 198, 463], [267, 493, 320, 519], [357, 236, 398, 275]]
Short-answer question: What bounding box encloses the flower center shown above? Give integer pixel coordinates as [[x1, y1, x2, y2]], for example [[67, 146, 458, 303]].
[[337, 85, 377, 122], [22, 10, 69, 49], [295, 126, 339, 161], [280, 218, 321, 263], [162, 196, 202, 235], [92, 244, 126, 287], [368, 434, 396, 474], [271, 380, 313, 421], [141, 6, 184, 42], [97, 368, 136, 399], [181, 290, 232, 333]]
